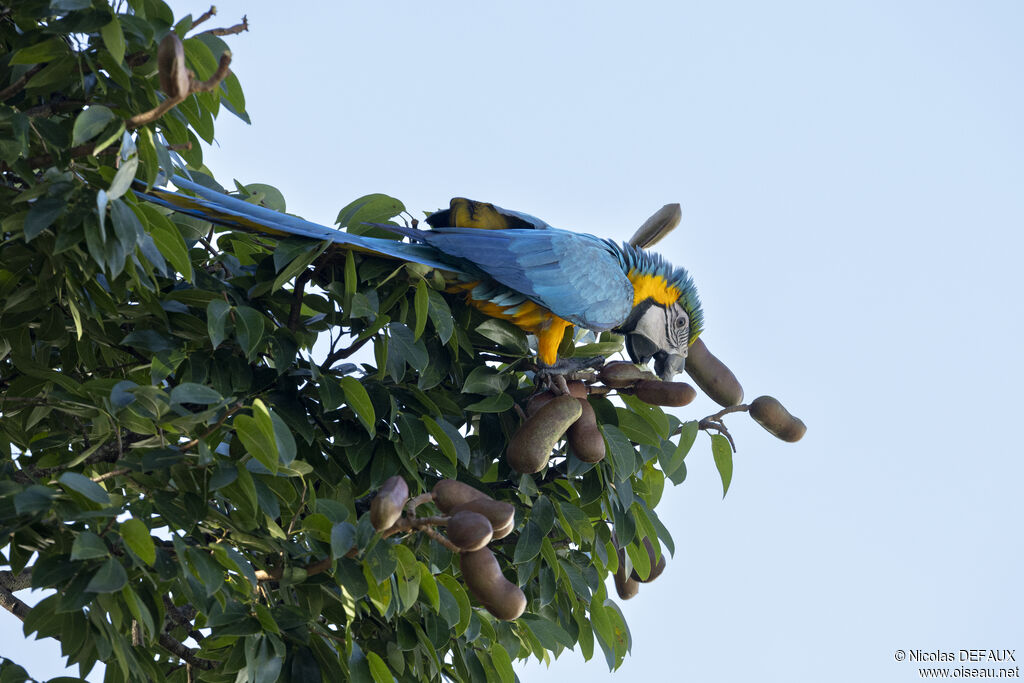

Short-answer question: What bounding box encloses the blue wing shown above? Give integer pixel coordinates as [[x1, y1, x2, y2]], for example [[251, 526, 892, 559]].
[[390, 225, 634, 330]]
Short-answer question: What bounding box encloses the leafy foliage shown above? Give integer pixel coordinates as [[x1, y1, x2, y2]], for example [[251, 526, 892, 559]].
[[0, 2, 738, 682]]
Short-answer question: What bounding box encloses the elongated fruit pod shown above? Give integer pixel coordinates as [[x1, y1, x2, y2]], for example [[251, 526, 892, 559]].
[[685, 338, 744, 407], [506, 395, 582, 473], [446, 510, 493, 552], [598, 361, 657, 388], [634, 379, 697, 407], [568, 398, 605, 463], [629, 536, 667, 583], [614, 547, 639, 600], [460, 548, 527, 620], [370, 475, 409, 531], [526, 381, 587, 415], [748, 395, 806, 442], [432, 479, 488, 513], [450, 497, 515, 539], [157, 34, 189, 99]]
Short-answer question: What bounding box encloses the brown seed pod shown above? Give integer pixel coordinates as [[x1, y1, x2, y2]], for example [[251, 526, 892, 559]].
[[506, 395, 582, 473], [446, 510, 493, 552], [629, 537, 667, 583], [685, 338, 744, 407], [614, 566, 640, 600], [598, 361, 657, 388], [568, 398, 605, 463], [748, 395, 807, 443], [370, 475, 409, 532], [432, 479, 488, 513], [613, 546, 639, 600], [460, 548, 527, 620], [157, 33, 189, 99], [450, 497, 515, 538], [490, 517, 515, 540], [634, 379, 697, 407], [526, 381, 587, 416]]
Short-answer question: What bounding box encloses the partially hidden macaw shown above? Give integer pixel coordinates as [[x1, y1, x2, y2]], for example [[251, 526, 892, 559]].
[[137, 176, 704, 380]]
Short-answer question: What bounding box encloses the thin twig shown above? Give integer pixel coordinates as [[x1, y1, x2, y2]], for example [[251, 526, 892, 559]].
[[404, 492, 434, 515], [288, 269, 314, 331], [178, 402, 243, 452], [91, 467, 130, 483], [198, 16, 248, 37], [320, 335, 371, 371], [254, 556, 332, 582], [0, 64, 44, 102], [125, 52, 232, 129], [189, 5, 217, 31]]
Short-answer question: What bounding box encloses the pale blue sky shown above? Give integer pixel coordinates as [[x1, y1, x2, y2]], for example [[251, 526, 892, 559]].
[[6, 1, 1022, 681]]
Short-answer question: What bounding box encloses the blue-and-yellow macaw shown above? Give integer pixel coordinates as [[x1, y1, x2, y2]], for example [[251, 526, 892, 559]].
[[137, 176, 703, 379]]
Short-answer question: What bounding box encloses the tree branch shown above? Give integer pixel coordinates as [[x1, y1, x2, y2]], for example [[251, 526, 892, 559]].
[[0, 64, 44, 102], [0, 584, 31, 621], [0, 569, 32, 592], [125, 51, 232, 130], [157, 633, 215, 670]]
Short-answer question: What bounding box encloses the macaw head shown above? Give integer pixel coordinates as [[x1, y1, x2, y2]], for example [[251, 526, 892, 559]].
[[614, 244, 704, 381]]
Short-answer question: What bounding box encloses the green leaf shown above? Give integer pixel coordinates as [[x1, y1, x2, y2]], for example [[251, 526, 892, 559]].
[[475, 319, 529, 354], [330, 522, 356, 559], [144, 206, 194, 281], [436, 574, 471, 637], [489, 644, 515, 683], [663, 420, 698, 479], [463, 393, 513, 413], [335, 193, 406, 232], [71, 532, 108, 561], [85, 558, 127, 593], [462, 366, 508, 396], [100, 18, 126, 64], [339, 376, 375, 435], [107, 155, 138, 201], [413, 278, 429, 340], [235, 399, 278, 473], [169, 382, 222, 405], [513, 521, 544, 564], [365, 651, 393, 683], [418, 563, 440, 612], [206, 299, 231, 349], [120, 518, 155, 565], [389, 322, 428, 372], [58, 472, 110, 504], [520, 614, 575, 649], [14, 485, 56, 515], [235, 306, 265, 359], [10, 37, 68, 64], [421, 416, 456, 468], [71, 106, 116, 146], [711, 433, 733, 497], [601, 424, 636, 482], [393, 545, 420, 612], [24, 198, 64, 241]]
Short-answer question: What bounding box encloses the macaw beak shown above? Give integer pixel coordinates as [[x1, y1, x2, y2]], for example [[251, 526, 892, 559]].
[[624, 328, 686, 381], [653, 351, 685, 381]]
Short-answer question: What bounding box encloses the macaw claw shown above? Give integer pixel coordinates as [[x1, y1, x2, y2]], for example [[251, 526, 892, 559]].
[[535, 356, 604, 394]]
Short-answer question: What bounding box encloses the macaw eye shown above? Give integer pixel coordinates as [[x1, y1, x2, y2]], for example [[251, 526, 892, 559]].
[[675, 318, 686, 328]]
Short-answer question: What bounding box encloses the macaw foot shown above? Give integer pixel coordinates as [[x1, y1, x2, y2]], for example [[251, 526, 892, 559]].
[[536, 356, 604, 395]]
